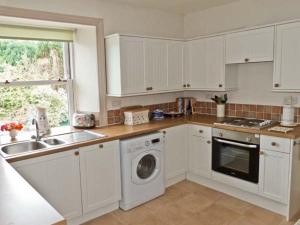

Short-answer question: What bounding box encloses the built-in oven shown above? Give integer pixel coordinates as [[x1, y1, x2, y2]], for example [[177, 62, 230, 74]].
[[212, 128, 260, 183]]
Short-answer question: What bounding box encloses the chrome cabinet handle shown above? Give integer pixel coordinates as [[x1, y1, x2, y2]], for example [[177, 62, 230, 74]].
[[214, 138, 258, 149]]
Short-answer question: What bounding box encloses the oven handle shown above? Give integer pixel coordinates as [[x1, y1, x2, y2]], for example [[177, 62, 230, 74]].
[[214, 138, 258, 149]]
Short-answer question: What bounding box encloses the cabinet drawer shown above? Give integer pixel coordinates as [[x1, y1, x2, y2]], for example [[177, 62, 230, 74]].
[[189, 125, 212, 138], [260, 135, 291, 153]]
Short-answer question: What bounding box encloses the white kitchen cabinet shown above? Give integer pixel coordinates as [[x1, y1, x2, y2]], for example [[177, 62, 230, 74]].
[[105, 34, 184, 96], [259, 149, 290, 204], [274, 22, 300, 91], [185, 38, 206, 89], [167, 41, 184, 90], [188, 125, 212, 178], [144, 38, 168, 92], [106, 35, 146, 96], [225, 26, 274, 64], [11, 150, 82, 220], [79, 140, 121, 214], [185, 36, 236, 91], [161, 125, 187, 186]]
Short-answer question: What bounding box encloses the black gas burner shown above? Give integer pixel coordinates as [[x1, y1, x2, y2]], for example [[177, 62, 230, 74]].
[[214, 117, 274, 130]]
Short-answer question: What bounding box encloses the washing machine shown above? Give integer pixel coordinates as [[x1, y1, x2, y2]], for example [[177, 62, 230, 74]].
[[119, 132, 165, 210]]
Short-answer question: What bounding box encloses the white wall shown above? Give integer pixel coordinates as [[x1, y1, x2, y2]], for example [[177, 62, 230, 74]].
[[187, 63, 300, 106], [184, 0, 300, 106], [73, 26, 100, 112], [184, 0, 300, 38], [0, 0, 185, 110]]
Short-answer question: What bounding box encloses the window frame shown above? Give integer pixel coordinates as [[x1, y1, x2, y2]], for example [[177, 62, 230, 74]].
[[0, 41, 75, 127]]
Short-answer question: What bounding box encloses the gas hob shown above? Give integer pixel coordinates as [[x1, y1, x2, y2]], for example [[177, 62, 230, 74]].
[[214, 117, 275, 130]]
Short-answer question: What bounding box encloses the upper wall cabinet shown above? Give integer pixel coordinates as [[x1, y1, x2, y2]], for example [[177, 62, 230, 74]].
[[144, 38, 168, 92], [185, 36, 237, 91], [273, 22, 300, 91], [105, 34, 184, 97], [225, 27, 274, 64], [167, 41, 184, 91], [106, 35, 146, 96]]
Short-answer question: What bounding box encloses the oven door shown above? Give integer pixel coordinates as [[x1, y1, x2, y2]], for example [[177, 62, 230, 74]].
[[212, 137, 259, 183]]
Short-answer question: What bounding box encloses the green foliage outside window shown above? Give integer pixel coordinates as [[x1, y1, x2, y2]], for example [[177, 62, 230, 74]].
[[0, 39, 70, 129]]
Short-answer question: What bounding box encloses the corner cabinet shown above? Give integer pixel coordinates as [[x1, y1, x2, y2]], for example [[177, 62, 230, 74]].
[[185, 36, 237, 91], [273, 22, 300, 91], [225, 26, 274, 64], [105, 34, 184, 96], [187, 125, 212, 178], [11, 140, 121, 223], [161, 125, 187, 186]]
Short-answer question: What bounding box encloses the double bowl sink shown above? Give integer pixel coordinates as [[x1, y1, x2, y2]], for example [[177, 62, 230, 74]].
[[0, 131, 106, 157]]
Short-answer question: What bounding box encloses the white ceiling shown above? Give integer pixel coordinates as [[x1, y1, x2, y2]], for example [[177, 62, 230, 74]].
[[104, 0, 240, 14]]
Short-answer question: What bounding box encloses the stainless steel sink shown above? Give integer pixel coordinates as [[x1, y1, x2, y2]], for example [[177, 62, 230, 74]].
[[1, 141, 47, 156], [0, 130, 106, 156], [43, 138, 66, 146]]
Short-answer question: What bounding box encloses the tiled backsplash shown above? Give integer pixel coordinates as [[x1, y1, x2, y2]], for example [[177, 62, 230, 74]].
[[107, 101, 300, 126], [107, 102, 176, 125], [193, 101, 300, 122]]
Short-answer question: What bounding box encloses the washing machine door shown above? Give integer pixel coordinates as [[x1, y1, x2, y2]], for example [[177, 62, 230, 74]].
[[132, 150, 161, 185]]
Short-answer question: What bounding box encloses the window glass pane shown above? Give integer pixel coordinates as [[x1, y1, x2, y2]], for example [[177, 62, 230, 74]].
[[0, 84, 69, 129], [0, 39, 66, 82]]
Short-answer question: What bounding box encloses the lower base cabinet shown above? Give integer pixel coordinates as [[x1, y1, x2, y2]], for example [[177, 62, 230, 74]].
[[79, 141, 121, 214], [11, 140, 121, 222], [259, 149, 290, 204], [11, 150, 82, 220], [188, 125, 212, 178], [162, 125, 187, 185]]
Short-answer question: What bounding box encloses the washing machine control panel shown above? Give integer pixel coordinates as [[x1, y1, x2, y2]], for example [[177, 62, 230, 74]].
[[128, 138, 162, 152]]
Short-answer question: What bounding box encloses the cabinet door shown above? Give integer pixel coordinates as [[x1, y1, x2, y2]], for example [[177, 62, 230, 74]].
[[167, 41, 184, 90], [144, 39, 168, 92], [185, 39, 206, 89], [206, 36, 225, 90], [162, 125, 187, 183], [11, 150, 82, 220], [274, 22, 300, 91], [188, 129, 212, 178], [120, 36, 146, 94], [79, 140, 121, 214], [226, 27, 274, 64], [259, 150, 290, 203]]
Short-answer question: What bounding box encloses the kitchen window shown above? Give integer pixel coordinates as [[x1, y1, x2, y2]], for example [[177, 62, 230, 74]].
[[0, 24, 74, 129]]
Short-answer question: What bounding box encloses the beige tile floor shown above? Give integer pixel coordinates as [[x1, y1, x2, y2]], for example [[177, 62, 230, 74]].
[[84, 181, 296, 225]]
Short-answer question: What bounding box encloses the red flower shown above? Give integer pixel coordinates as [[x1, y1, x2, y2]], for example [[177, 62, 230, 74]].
[[0, 122, 23, 131]]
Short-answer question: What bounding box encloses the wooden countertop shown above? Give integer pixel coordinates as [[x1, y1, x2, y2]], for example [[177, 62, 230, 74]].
[[0, 157, 66, 225], [3, 115, 300, 163], [1, 114, 300, 225]]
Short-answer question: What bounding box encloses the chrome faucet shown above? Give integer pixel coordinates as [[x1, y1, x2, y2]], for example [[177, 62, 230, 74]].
[[31, 119, 41, 141]]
